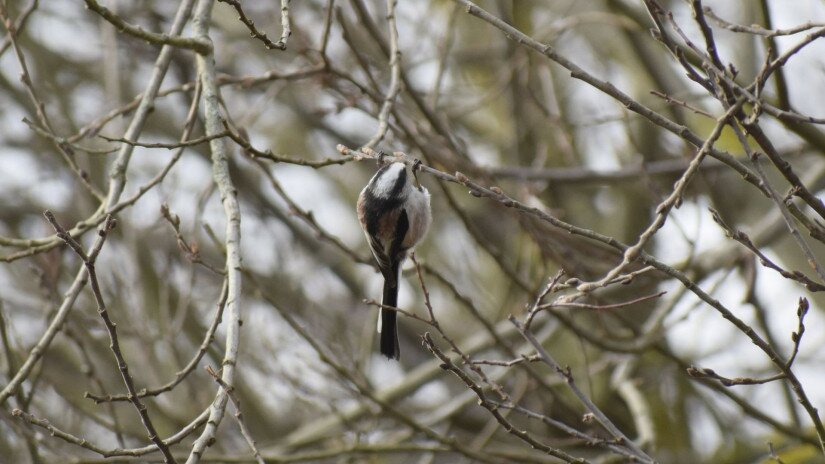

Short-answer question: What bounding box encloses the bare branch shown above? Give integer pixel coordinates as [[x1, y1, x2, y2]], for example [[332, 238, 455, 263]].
[[83, 0, 211, 54], [217, 0, 290, 50], [510, 317, 654, 462], [45, 213, 176, 463], [363, 0, 402, 149], [205, 366, 265, 464], [186, 0, 244, 461]]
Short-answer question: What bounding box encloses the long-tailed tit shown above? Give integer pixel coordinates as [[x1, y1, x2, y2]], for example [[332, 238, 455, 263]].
[[357, 159, 432, 360]]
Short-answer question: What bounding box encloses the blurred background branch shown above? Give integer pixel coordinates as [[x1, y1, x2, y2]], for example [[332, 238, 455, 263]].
[[1, 0, 825, 462]]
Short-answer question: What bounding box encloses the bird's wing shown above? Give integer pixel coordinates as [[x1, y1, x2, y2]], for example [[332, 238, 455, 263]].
[[367, 233, 391, 275]]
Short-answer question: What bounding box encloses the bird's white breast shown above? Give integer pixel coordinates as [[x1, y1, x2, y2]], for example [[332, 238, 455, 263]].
[[402, 186, 432, 248]]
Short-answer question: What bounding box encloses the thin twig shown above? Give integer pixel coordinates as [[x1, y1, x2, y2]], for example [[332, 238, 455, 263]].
[[422, 333, 593, 464], [576, 98, 745, 293], [686, 366, 785, 387], [541, 291, 667, 312], [710, 209, 825, 292], [63, 327, 126, 446], [490, 401, 645, 460], [217, 0, 290, 50], [86, 280, 228, 403], [702, 7, 825, 37], [226, 123, 354, 167], [729, 119, 825, 283], [470, 355, 541, 367], [0, 0, 38, 56], [410, 255, 511, 401], [424, 333, 590, 463], [83, 0, 211, 53], [510, 317, 655, 462], [525, 272, 564, 329], [650, 90, 713, 118], [98, 131, 228, 149], [12, 408, 210, 458], [363, 0, 402, 148], [205, 366, 265, 464], [45, 213, 176, 463], [160, 204, 226, 275], [0, 3, 105, 200], [786, 297, 809, 369]]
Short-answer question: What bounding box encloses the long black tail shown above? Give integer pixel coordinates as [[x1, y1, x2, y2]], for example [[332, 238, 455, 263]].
[[380, 275, 400, 360]]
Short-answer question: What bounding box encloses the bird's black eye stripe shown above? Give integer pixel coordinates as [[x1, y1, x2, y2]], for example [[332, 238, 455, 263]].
[[389, 167, 407, 198], [368, 164, 406, 198], [363, 164, 407, 236]]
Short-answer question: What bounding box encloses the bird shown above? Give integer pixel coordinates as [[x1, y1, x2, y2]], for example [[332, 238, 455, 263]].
[[357, 158, 432, 360]]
